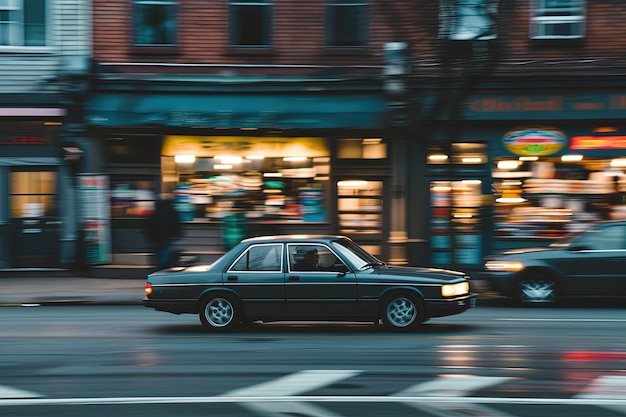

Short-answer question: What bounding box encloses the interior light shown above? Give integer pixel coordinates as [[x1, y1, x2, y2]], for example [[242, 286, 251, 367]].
[[246, 155, 265, 160], [561, 154, 583, 162], [432, 186, 452, 192], [502, 180, 523, 186], [496, 197, 527, 203], [429, 154, 449, 162], [592, 126, 618, 133], [610, 158, 626, 167], [497, 160, 521, 169], [283, 156, 308, 162], [216, 155, 242, 164], [263, 172, 283, 177], [519, 156, 538, 161], [174, 154, 196, 163], [461, 180, 482, 185], [338, 180, 368, 187], [362, 138, 382, 144], [462, 157, 482, 164], [213, 164, 233, 170]]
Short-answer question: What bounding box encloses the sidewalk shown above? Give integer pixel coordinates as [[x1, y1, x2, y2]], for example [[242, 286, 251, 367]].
[[0, 267, 152, 306]]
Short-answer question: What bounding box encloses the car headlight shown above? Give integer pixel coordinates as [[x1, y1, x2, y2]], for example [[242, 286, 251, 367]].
[[441, 282, 469, 297], [485, 260, 524, 272]]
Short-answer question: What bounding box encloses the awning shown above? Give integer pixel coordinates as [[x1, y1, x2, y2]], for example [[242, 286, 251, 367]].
[[86, 92, 387, 129]]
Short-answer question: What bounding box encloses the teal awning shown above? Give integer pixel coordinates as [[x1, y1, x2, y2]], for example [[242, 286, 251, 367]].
[[86, 92, 387, 129]]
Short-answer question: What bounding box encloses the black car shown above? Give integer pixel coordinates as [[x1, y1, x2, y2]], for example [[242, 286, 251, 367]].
[[482, 220, 626, 304], [144, 235, 475, 332]]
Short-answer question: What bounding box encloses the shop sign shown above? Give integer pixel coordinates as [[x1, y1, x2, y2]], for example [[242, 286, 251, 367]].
[[570, 136, 626, 149], [503, 127, 567, 156]]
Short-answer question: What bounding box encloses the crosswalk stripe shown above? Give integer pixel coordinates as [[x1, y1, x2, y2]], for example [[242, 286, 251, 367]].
[[393, 375, 511, 397], [576, 375, 626, 415], [241, 401, 345, 417], [0, 385, 42, 399], [220, 369, 362, 397]]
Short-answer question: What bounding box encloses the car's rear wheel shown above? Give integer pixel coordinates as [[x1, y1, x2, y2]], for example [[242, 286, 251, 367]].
[[518, 274, 557, 304], [199, 294, 240, 331], [381, 293, 424, 332]]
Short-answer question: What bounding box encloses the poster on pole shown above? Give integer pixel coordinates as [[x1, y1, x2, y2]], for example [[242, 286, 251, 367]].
[[78, 174, 112, 265]]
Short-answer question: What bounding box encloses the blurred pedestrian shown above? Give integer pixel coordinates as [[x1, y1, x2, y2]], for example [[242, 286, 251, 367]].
[[146, 194, 181, 269]]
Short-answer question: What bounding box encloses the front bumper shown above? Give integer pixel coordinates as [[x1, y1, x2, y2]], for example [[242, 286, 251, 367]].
[[426, 293, 476, 318]]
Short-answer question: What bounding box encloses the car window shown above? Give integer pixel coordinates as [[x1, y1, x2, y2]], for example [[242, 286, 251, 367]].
[[230, 244, 283, 272], [577, 224, 626, 250], [288, 244, 347, 272]]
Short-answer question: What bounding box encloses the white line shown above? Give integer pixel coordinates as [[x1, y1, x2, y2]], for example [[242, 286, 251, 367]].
[[2, 395, 626, 407], [576, 375, 626, 415], [242, 401, 346, 417], [221, 370, 362, 397], [394, 375, 511, 397], [0, 385, 42, 399]]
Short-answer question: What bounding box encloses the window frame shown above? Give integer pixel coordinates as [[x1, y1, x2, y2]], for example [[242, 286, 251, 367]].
[[228, 243, 284, 273], [132, 0, 178, 48], [0, 0, 48, 48], [228, 0, 273, 49], [324, 0, 369, 49], [438, 0, 498, 41], [530, 0, 586, 40]]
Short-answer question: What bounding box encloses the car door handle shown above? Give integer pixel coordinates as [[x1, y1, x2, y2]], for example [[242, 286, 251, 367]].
[[227, 276, 238, 281], [289, 276, 300, 281]]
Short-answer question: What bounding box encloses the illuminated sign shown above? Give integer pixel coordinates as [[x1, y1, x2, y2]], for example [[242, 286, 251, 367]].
[[570, 136, 626, 150], [503, 127, 567, 156], [0, 135, 51, 145]]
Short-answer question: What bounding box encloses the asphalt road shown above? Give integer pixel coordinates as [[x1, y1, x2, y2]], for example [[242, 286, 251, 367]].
[[1, 304, 625, 417]]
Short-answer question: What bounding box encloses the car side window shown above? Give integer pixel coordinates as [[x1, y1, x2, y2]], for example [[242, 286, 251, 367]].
[[230, 244, 282, 272], [288, 244, 348, 272], [578, 225, 626, 250]]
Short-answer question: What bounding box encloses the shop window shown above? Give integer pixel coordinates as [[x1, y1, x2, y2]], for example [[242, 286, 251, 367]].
[[427, 142, 486, 165], [492, 155, 622, 241], [337, 179, 382, 237], [337, 138, 386, 159], [111, 179, 156, 217], [229, 0, 272, 48], [133, 0, 177, 47], [9, 171, 57, 217], [430, 179, 482, 267], [325, 0, 368, 48], [0, 0, 46, 47]]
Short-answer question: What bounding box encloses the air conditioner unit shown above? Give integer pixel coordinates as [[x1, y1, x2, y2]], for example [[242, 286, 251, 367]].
[[530, 15, 585, 39]]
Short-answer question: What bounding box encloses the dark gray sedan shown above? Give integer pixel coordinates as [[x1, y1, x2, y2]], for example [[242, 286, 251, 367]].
[[143, 235, 475, 332]]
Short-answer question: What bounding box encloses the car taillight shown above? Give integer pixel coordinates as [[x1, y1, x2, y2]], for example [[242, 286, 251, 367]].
[[145, 283, 153, 295]]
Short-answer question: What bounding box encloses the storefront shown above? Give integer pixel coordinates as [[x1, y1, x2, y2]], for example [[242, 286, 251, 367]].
[[422, 91, 626, 271], [0, 115, 68, 268], [87, 85, 394, 263]]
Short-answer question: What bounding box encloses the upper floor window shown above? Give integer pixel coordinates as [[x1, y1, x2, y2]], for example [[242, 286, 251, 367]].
[[325, 0, 368, 48], [0, 0, 46, 47], [439, 0, 497, 41], [133, 0, 177, 47], [530, 0, 585, 40], [229, 0, 272, 48]]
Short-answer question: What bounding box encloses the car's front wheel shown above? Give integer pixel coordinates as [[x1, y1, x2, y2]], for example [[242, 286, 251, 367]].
[[518, 274, 557, 304], [381, 293, 424, 332], [199, 294, 240, 331]]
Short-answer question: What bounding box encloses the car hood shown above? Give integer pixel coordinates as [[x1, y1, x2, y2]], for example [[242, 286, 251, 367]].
[[370, 265, 468, 282]]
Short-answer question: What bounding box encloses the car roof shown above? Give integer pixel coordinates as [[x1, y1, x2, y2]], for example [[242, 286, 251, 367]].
[[241, 235, 349, 244]]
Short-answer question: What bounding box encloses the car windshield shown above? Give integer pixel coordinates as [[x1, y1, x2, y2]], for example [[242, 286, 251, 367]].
[[330, 238, 382, 270]]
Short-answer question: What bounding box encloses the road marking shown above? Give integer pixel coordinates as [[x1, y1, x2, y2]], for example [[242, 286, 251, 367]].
[[576, 375, 626, 415], [241, 401, 345, 417], [2, 395, 626, 407], [394, 375, 511, 397], [221, 370, 362, 397], [0, 385, 42, 399]]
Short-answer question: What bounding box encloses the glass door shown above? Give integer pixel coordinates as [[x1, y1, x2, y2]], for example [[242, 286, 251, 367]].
[[337, 179, 386, 258]]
